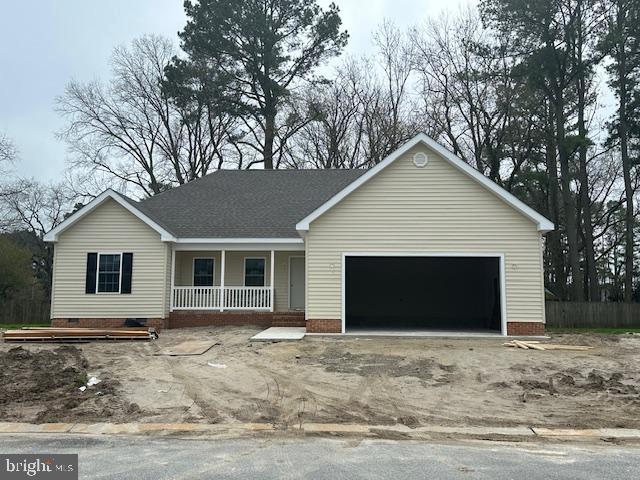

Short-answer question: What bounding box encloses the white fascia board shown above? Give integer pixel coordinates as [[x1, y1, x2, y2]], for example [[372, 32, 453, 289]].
[[43, 189, 177, 242], [173, 238, 305, 252], [295, 133, 554, 233], [174, 238, 303, 244], [174, 242, 305, 251]]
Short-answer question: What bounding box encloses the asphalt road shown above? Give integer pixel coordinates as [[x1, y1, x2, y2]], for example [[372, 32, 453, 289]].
[[1, 434, 639, 479]]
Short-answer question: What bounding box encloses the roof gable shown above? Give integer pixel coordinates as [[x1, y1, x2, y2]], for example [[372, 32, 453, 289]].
[[43, 190, 177, 242], [296, 134, 554, 233]]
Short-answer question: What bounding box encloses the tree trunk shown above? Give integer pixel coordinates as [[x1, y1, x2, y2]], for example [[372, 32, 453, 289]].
[[263, 111, 275, 169], [617, 23, 635, 302], [545, 104, 566, 299], [575, 3, 599, 301], [577, 152, 598, 300], [555, 97, 583, 301]]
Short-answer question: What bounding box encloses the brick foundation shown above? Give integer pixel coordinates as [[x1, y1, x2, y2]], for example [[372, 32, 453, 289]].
[[51, 312, 306, 331], [507, 322, 545, 336], [306, 319, 342, 333], [167, 311, 305, 329], [51, 318, 166, 331]]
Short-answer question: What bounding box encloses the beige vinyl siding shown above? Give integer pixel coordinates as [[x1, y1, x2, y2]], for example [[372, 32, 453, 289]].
[[223, 251, 271, 287], [51, 199, 169, 319], [305, 144, 545, 324], [174, 250, 303, 311]]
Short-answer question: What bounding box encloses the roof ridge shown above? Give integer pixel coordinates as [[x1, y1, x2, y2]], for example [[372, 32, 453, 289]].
[[139, 168, 367, 205]]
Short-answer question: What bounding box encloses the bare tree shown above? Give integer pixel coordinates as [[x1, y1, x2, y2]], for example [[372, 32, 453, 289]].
[[0, 180, 76, 297], [413, 9, 526, 182], [364, 21, 421, 164], [0, 133, 17, 172], [57, 35, 236, 197], [290, 22, 419, 169], [291, 60, 368, 169], [1, 179, 71, 235]]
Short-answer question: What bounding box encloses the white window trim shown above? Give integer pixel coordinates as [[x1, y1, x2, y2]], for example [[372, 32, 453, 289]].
[[243, 256, 267, 287], [96, 252, 123, 295], [192, 257, 216, 287]]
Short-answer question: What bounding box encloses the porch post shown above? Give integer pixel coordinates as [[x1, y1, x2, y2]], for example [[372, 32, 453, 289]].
[[220, 250, 225, 312], [169, 244, 175, 312], [270, 250, 275, 312]]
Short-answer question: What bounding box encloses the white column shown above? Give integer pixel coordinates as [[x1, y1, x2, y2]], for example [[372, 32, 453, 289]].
[[220, 250, 226, 312], [170, 244, 176, 312], [270, 250, 275, 312]]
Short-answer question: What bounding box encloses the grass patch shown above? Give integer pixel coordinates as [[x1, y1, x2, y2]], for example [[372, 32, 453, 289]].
[[547, 327, 640, 334], [0, 323, 50, 330]]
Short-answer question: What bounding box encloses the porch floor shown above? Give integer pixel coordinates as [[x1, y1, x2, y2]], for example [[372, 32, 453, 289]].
[[250, 327, 306, 342]]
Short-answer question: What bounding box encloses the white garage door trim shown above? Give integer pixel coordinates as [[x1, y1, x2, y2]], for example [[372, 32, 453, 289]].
[[341, 252, 507, 336]]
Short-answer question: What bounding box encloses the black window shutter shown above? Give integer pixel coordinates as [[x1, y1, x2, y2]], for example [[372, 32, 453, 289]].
[[121, 253, 133, 294], [85, 253, 97, 294]]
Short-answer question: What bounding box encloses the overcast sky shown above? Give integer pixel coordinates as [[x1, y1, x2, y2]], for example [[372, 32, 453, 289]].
[[0, 0, 470, 181]]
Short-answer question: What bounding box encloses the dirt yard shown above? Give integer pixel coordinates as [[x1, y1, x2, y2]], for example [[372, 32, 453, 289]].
[[1, 327, 640, 429]]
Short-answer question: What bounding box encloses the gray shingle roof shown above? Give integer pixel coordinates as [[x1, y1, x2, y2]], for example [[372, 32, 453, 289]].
[[130, 169, 367, 238]]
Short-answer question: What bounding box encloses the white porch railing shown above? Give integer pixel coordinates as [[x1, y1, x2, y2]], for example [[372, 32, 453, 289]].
[[224, 286, 272, 310], [171, 286, 273, 311], [172, 287, 222, 310]]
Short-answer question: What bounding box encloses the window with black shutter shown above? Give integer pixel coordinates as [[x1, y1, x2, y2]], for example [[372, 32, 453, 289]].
[[85, 252, 133, 294], [121, 253, 133, 294], [85, 253, 98, 294]]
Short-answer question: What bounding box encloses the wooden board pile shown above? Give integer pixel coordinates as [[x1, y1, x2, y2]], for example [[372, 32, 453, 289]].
[[504, 340, 593, 351], [1, 327, 157, 342]]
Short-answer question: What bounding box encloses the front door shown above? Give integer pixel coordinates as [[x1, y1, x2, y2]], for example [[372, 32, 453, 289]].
[[289, 256, 305, 310]]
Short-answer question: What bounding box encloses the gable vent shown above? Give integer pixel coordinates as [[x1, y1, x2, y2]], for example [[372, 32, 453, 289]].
[[413, 152, 428, 167]]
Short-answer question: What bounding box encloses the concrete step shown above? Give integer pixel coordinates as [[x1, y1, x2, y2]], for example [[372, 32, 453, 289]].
[[272, 312, 305, 327]]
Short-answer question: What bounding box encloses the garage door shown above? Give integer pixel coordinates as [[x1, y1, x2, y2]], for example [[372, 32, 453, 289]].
[[345, 256, 502, 332]]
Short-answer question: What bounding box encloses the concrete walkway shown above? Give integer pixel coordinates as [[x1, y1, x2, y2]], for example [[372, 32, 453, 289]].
[[250, 327, 306, 341], [1, 422, 639, 442]]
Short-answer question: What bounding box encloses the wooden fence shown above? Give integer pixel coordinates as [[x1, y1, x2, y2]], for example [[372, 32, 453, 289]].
[[546, 301, 640, 329], [0, 298, 51, 325]]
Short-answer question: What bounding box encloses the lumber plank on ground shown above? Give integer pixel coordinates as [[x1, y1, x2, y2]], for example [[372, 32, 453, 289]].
[[1, 327, 156, 342], [23, 327, 150, 333], [3, 331, 150, 338], [524, 342, 546, 351], [535, 344, 593, 351], [503, 340, 593, 351]]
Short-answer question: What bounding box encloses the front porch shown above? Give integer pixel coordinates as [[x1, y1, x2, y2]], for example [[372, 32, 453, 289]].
[[169, 246, 305, 314]]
